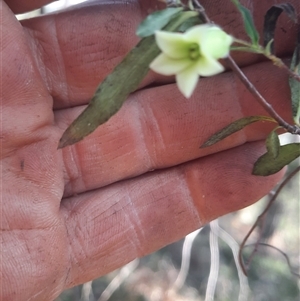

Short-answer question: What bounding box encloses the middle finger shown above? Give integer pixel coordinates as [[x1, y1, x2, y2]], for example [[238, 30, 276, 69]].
[[56, 60, 292, 197]]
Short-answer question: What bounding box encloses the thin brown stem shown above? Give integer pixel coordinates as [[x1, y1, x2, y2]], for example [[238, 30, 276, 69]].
[[192, 0, 210, 23], [226, 56, 300, 135], [233, 39, 300, 82], [194, 7, 299, 132], [268, 55, 300, 82], [238, 166, 300, 276], [244, 243, 300, 278]]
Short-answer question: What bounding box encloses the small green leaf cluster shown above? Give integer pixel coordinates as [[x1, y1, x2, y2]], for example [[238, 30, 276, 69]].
[[201, 1, 300, 176]]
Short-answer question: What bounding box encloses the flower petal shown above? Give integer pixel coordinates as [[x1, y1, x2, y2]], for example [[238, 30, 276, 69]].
[[176, 65, 199, 98], [155, 31, 190, 59], [184, 24, 214, 42], [201, 27, 233, 59], [150, 53, 192, 76], [195, 56, 225, 77]]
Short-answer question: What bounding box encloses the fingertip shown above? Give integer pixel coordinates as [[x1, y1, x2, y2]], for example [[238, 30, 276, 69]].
[[185, 141, 285, 223]]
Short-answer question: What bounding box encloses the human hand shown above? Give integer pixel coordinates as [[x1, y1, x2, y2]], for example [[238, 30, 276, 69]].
[[1, 0, 298, 300]]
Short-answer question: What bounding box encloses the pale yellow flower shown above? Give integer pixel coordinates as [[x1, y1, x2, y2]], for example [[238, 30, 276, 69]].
[[150, 24, 233, 98]]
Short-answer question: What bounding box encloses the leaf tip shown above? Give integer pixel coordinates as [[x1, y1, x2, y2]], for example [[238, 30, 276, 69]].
[[57, 134, 73, 149], [200, 141, 213, 148], [58, 128, 83, 149], [251, 167, 263, 176]]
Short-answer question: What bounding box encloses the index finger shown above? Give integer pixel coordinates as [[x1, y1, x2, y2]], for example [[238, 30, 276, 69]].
[[21, 0, 299, 109]]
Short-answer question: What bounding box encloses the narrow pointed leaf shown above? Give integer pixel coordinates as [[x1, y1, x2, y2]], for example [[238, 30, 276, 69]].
[[59, 11, 198, 148], [177, 15, 203, 32], [200, 116, 276, 148], [263, 3, 297, 54], [289, 28, 300, 125], [266, 130, 280, 158], [231, 0, 259, 45], [136, 7, 183, 37], [58, 37, 159, 148], [264, 38, 274, 55], [252, 143, 300, 176]]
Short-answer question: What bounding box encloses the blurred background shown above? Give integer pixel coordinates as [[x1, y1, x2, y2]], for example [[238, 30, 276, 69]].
[[17, 2, 300, 300]]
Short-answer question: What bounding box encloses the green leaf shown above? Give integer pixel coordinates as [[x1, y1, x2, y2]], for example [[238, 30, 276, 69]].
[[289, 30, 300, 125], [136, 7, 183, 37], [253, 143, 300, 176], [231, 0, 260, 45], [200, 116, 276, 148], [263, 3, 297, 54], [177, 15, 203, 32], [264, 38, 274, 55], [266, 130, 280, 158], [58, 11, 198, 148]]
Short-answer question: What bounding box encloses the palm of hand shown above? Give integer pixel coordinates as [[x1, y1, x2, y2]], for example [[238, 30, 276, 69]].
[[2, 3, 69, 299], [1, 0, 298, 300]]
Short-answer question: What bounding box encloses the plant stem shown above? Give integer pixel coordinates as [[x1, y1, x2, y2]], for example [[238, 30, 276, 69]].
[[226, 56, 300, 135], [268, 55, 300, 82], [192, 0, 210, 23], [238, 166, 300, 276], [191, 1, 300, 134], [243, 243, 300, 278], [233, 39, 300, 82]]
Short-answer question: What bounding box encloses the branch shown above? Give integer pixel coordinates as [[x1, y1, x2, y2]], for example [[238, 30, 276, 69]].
[[238, 166, 300, 276], [226, 56, 300, 135]]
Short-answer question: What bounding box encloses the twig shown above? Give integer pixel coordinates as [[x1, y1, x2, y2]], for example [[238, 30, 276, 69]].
[[268, 55, 300, 82], [164, 0, 182, 7], [244, 243, 300, 278], [192, 4, 300, 134], [232, 39, 300, 82], [238, 166, 300, 276], [192, 0, 210, 23], [226, 56, 300, 135]]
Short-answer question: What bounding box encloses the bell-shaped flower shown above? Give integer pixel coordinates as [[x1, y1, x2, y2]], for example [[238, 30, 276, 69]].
[[150, 24, 233, 98]]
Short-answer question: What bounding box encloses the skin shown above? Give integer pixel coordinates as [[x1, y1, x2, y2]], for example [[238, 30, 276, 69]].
[[1, 0, 299, 300]]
